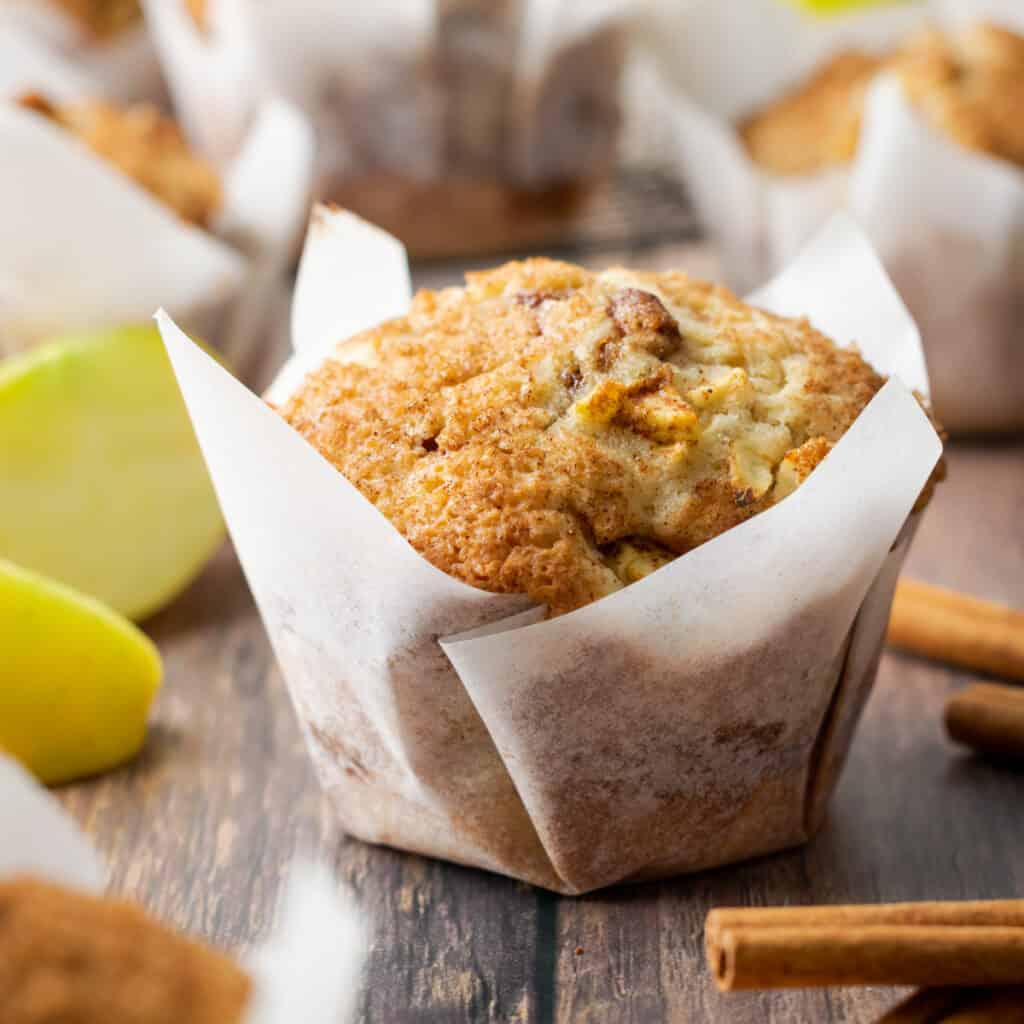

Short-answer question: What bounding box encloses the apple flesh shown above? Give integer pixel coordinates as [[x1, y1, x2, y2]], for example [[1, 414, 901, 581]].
[[0, 324, 224, 620], [0, 559, 162, 784]]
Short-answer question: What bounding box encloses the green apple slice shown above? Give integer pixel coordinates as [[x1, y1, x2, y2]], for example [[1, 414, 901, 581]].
[[0, 559, 162, 784], [0, 324, 224, 620]]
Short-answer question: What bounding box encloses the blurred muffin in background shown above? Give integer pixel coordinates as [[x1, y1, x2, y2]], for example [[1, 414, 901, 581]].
[[45, 0, 141, 40], [740, 21, 1024, 175], [146, 0, 631, 258], [17, 91, 221, 226], [1, 0, 161, 101]]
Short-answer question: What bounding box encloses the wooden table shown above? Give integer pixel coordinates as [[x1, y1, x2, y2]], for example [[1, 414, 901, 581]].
[[58, 227, 1024, 1023]]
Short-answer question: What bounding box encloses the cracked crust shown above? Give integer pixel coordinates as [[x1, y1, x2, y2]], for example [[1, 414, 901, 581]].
[[17, 93, 222, 228], [277, 258, 897, 616], [0, 877, 250, 1024], [740, 21, 1024, 175]]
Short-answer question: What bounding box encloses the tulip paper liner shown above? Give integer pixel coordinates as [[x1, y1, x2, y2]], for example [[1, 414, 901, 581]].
[[158, 208, 941, 894], [0, 754, 366, 1023], [642, 0, 1024, 433], [0, 79, 312, 357], [0, 1, 162, 101], [143, 0, 635, 194]]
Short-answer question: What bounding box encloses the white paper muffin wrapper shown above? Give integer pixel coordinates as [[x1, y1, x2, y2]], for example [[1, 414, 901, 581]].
[[641, 0, 1024, 433], [157, 208, 941, 893], [0, 754, 365, 1023], [0, 79, 313, 357], [0, 1, 162, 101], [143, 0, 635, 193]]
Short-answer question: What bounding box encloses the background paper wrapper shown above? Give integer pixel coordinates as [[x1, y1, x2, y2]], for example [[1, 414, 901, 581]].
[[0, 91, 312, 357], [640, 0, 1024, 433], [0, 754, 366, 1023], [158, 208, 941, 894], [143, 0, 634, 255], [0, 1, 162, 101]]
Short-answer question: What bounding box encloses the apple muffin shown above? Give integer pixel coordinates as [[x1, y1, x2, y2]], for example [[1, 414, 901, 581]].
[[16, 92, 222, 227], [0, 877, 250, 1024], [740, 21, 1024, 175], [277, 258, 897, 616]]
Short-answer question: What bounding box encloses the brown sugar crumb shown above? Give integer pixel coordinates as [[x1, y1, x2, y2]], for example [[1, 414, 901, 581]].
[[740, 21, 1024, 175], [739, 51, 885, 175], [48, 0, 141, 39], [277, 257, 906, 616], [17, 93, 222, 227], [0, 877, 251, 1024]]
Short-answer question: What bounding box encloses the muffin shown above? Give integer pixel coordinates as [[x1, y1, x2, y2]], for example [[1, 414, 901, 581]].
[[0, 877, 250, 1024], [740, 22, 1024, 175], [739, 50, 885, 176], [162, 207, 942, 892], [144, 0, 629, 258], [16, 91, 221, 227], [278, 258, 890, 615]]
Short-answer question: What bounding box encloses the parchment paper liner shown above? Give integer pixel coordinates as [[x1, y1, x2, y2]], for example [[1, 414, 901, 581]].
[[141, 0, 634, 203], [0, 61, 313, 357], [0, 1, 162, 101], [157, 209, 940, 893], [0, 754, 366, 1023], [640, 0, 1024, 433]]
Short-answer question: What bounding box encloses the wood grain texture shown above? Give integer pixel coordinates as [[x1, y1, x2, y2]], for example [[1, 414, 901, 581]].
[[56, 237, 1024, 1023]]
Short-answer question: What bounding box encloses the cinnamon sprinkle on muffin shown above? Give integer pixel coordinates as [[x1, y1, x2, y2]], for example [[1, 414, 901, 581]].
[[278, 258, 892, 615]]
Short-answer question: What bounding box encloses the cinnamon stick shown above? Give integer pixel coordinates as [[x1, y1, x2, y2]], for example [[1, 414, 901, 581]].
[[706, 902, 1024, 992], [945, 683, 1024, 760], [710, 925, 1024, 990], [888, 579, 1024, 682], [707, 901, 1024, 946]]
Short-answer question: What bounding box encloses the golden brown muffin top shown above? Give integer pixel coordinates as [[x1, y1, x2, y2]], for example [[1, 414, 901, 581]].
[[0, 877, 250, 1024], [278, 258, 888, 616], [740, 21, 1024, 175], [17, 93, 222, 228], [48, 0, 141, 39], [739, 51, 885, 176]]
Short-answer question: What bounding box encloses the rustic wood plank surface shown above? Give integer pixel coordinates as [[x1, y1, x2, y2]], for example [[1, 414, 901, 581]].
[[56, 232, 1024, 1023]]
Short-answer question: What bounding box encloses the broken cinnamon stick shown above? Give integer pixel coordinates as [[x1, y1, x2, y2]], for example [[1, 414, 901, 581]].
[[706, 902, 1024, 992], [945, 683, 1024, 760], [888, 579, 1024, 682]]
